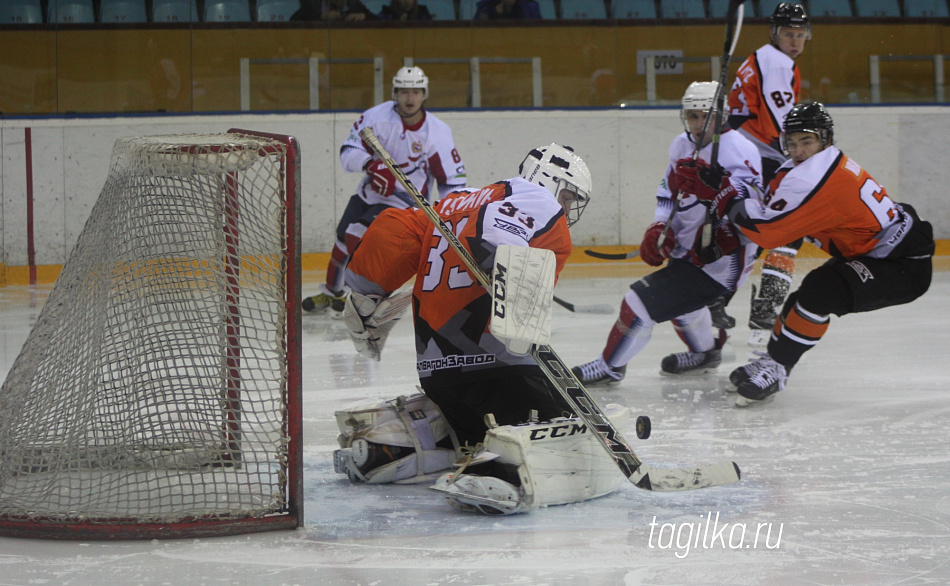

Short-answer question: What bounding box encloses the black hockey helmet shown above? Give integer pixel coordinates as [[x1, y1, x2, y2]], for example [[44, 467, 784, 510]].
[[781, 102, 834, 152], [770, 3, 810, 40]]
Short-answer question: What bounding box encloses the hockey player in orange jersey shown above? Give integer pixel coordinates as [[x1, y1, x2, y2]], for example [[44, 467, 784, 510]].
[[676, 102, 934, 406], [331, 145, 640, 514], [726, 2, 811, 344]]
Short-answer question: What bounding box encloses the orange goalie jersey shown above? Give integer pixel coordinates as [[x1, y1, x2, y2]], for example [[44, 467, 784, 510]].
[[729, 145, 919, 260], [345, 177, 572, 382]]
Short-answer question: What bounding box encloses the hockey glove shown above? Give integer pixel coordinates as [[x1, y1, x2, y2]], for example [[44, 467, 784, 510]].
[[640, 221, 675, 266], [674, 159, 739, 220], [691, 218, 741, 266], [343, 290, 412, 361], [365, 159, 397, 197]]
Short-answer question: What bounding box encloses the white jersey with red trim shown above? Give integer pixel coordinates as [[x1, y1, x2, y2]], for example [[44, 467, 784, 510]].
[[729, 145, 917, 260], [340, 101, 467, 208], [654, 129, 763, 290]]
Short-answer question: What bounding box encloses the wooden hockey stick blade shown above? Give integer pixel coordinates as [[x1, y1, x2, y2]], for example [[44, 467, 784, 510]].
[[583, 249, 641, 261], [552, 295, 615, 315], [360, 127, 741, 493]]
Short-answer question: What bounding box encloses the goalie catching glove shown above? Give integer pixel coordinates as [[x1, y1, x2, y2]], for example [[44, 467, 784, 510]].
[[673, 158, 740, 220], [640, 221, 675, 266], [343, 289, 412, 361], [365, 158, 397, 197]]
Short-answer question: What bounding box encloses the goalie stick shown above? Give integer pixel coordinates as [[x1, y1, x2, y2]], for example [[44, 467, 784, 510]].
[[657, 0, 745, 254], [359, 126, 741, 492], [584, 249, 641, 261]]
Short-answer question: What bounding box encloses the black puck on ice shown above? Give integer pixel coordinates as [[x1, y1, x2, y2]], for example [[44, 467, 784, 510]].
[[635, 415, 651, 440]]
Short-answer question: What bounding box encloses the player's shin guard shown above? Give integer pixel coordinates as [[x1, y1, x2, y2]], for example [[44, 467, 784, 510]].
[[431, 405, 631, 515], [749, 245, 798, 345]]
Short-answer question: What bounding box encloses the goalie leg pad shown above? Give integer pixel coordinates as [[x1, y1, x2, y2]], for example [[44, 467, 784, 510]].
[[333, 393, 458, 484], [431, 404, 631, 514], [342, 289, 412, 361], [484, 403, 630, 508]]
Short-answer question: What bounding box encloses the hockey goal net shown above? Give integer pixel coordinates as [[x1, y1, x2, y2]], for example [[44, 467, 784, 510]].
[[0, 129, 302, 539]]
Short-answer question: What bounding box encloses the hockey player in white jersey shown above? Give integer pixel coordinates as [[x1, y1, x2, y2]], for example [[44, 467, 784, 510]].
[[302, 65, 467, 314], [572, 81, 763, 385]]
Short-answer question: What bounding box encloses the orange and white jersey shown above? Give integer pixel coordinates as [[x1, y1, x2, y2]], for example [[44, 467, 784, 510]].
[[345, 177, 572, 381], [340, 101, 467, 207], [729, 146, 915, 260], [728, 43, 801, 164]]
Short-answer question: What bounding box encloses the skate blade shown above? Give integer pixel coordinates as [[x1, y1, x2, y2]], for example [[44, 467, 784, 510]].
[[659, 366, 720, 377], [734, 394, 776, 408]]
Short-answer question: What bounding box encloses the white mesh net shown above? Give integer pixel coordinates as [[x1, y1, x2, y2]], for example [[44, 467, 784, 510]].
[[0, 133, 299, 531]]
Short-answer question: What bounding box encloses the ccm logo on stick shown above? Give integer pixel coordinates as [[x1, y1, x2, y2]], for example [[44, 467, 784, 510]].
[[528, 423, 588, 440]]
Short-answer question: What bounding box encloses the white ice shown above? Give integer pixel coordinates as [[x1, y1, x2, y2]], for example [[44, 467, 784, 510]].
[[1, 260, 948, 585]]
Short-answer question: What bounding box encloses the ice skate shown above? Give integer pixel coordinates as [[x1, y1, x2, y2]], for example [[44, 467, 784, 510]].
[[571, 357, 626, 386], [733, 354, 787, 407], [302, 284, 347, 317]]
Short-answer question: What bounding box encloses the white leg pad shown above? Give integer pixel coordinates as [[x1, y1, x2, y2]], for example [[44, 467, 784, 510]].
[[333, 392, 458, 484], [431, 404, 630, 514]]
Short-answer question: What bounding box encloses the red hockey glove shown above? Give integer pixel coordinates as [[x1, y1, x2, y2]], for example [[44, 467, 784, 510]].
[[640, 221, 675, 266], [365, 159, 397, 197], [691, 219, 741, 266], [674, 158, 738, 219]]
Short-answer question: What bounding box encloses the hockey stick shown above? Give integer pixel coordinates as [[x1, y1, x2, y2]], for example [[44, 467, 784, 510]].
[[359, 126, 741, 492], [584, 249, 641, 261], [700, 0, 745, 249], [657, 0, 745, 254], [552, 295, 615, 315]]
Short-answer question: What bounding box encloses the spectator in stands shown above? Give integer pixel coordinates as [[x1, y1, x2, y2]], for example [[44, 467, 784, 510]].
[[474, 0, 541, 20], [292, 0, 378, 21], [380, 0, 433, 20]]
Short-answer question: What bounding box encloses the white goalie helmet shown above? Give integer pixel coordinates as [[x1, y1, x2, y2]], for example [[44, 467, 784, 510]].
[[392, 66, 429, 100], [519, 144, 592, 227]]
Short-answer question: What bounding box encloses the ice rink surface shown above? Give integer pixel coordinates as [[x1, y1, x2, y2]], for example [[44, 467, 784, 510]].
[[0, 259, 948, 586]]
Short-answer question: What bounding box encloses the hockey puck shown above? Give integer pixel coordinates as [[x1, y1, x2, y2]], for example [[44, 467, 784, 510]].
[[635, 416, 651, 440]]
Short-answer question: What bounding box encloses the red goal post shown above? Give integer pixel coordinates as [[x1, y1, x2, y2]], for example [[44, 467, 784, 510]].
[[0, 129, 302, 539]]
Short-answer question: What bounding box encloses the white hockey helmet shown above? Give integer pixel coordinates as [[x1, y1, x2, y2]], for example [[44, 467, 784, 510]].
[[680, 81, 720, 135], [519, 144, 592, 227], [681, 81, 719, 112], [392, 66, 429, 100]]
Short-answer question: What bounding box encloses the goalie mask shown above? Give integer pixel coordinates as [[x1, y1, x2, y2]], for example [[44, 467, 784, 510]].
[[519, 144, 592, 227], [780, 101, 834, 155], [392, 66, 429, 100]]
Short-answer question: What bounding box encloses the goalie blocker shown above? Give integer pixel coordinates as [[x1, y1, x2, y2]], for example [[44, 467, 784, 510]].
[[334, 392, 630, 514]]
